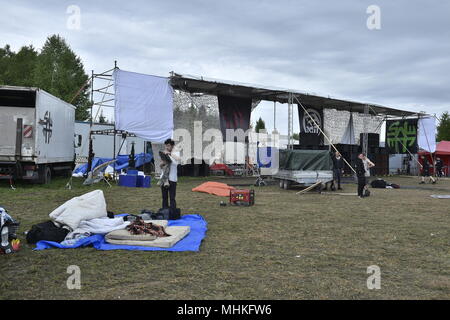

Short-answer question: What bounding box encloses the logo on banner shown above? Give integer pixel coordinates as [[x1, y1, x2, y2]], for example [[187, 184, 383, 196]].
[[303, 109, 322, 135], [386, 119, 417, 154], [38, 111, 53, 144]]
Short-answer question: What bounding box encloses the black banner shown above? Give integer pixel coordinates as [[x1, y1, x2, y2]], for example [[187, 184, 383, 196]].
[[386, 119, 418, 154], [298, 105, 324, 145], [218, 95, 252, 141]]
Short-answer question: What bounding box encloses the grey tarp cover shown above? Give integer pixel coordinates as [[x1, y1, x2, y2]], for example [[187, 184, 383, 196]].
[[279, 149, 332, 171]]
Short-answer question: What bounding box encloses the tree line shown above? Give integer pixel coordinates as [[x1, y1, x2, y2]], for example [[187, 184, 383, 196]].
[[0, 34, 90, 120]]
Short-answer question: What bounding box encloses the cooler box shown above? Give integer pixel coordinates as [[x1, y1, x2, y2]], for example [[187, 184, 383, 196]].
[[136, 175, 151, 188], [118, 174, 137, 187]]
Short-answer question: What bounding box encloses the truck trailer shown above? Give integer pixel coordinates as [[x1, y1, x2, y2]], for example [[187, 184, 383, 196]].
[[274, 149, 334, 190], [0, 86, 76, 184]]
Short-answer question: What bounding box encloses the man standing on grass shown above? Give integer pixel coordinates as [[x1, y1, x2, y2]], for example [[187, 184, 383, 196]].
[[435, 157, 443, 178], [332, 151, 344, 190], [355, 153, 367, 198], [159, 139, 180, 210], [420, 155, 436, 184]]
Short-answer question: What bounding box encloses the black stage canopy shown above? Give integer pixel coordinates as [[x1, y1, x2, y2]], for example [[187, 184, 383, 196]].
[[170, 72, 417, 117]]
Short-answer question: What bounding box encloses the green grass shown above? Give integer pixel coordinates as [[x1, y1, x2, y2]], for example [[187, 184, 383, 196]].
[[0, 175, 449, 299]]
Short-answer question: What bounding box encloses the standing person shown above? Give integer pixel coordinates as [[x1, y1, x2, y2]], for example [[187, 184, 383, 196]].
[[362, 154, 375, 180], [435, 157, 443, 178], [332, 151, 344, 190], [159, 139, 180, 210], [420, 155, 436, 184], [355, 153, 367, 198]]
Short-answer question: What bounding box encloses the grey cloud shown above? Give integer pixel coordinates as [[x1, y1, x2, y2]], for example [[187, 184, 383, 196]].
[[1, 0, 449, 127]]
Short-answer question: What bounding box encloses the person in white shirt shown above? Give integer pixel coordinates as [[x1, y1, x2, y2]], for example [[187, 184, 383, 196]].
[[160, 139, 180, 210], [362, 155, 375, 178]]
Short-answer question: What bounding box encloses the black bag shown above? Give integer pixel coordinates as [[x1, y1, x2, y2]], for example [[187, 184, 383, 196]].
[[26, 221, 69, 244], [371, 179, 387, 189], [156, 208, 181, 220]]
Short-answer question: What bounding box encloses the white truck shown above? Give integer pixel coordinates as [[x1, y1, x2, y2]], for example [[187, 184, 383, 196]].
[[0, 86, 77, 184]]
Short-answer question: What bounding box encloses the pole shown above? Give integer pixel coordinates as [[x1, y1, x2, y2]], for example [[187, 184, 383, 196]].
[[87, 70, 94, 176], [362, 104, 369, 156], [273, 101, 277, 131]]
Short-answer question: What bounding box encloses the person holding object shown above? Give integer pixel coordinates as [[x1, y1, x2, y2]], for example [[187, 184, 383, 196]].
[[362, 154, 375, 178], [355, 153, 367, 198], [332, 151, 344, 190], [158, 139, 180, 210], [420, 155, 436, 184]]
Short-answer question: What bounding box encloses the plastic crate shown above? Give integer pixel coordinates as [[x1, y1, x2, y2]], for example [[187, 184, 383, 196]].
[[136, 175, 151, 188], [118, 174, 137, 187]]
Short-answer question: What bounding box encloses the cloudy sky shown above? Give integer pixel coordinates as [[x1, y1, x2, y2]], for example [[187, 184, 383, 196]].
[[1, 0, 449, 134]]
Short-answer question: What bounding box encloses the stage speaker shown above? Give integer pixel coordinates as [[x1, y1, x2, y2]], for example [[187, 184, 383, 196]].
[[299, 133, 322, 146], [360, 133, 380, 148]]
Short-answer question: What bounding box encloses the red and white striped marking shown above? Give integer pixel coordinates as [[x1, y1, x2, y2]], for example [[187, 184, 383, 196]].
[[23, 125, 33, 138]]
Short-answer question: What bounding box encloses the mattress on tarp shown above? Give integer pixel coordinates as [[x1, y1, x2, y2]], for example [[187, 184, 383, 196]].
[[105, 226, 190, 248], [279, 149, 332, 171], [104, 220, 168, 241]]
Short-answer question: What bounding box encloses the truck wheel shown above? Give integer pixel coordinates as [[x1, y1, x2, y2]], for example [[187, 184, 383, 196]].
[[279, 180, 284, 189], [283, 180, 290, 190], [38, 166, 52, 184]]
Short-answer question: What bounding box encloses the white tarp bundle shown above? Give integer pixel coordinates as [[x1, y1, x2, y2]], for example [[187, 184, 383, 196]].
[[49, 190, 108, 230], [418, 117, 436, 153], [114, 69, 174, 143]]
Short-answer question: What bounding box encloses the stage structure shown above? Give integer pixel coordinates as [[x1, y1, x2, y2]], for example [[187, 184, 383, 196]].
[[83, 62, 431, 178], [169, 72, 424, 174]]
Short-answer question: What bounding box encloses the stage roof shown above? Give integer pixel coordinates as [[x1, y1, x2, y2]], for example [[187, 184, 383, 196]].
[[169, 72, 417, 117]]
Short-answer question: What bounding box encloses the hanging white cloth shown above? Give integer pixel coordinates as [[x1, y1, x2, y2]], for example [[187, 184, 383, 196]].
[[418, 117, 436, 153], [341, 113, 356, 144], [113, 69, 174, 143]]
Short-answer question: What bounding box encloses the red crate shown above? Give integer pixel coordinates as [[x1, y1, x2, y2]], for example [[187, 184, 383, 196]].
[[229, 189, 255, 206]]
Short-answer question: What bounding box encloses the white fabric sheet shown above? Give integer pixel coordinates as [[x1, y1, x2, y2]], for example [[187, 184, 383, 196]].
[[65, 217, 130, 240], [418, 117, 436, 153], [341, 113, 356, 144], [114, 69, 174, 143]]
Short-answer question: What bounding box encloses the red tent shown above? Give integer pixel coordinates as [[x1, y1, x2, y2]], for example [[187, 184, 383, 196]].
[[418, 141, 450, 176]]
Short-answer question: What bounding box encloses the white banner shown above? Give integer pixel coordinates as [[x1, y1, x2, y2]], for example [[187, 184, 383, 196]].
[[114, 69, 173, 143], [418, 117, 436, 153]]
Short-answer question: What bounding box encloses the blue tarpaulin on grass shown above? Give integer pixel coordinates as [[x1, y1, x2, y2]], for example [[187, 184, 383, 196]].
[[34, 215, 207, 252], [73, 152, 153, 175]]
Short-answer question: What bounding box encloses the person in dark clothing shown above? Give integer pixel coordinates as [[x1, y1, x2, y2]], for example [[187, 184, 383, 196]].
[[160, 139, 180, 210], [332, 151, 344, 190], [355, 153, 367, 198], [435, 157, 443, 178], [420, 155, 436, 184]]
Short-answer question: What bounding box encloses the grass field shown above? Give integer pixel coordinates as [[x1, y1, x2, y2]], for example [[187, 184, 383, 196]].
[[0, 175, 449, 300]]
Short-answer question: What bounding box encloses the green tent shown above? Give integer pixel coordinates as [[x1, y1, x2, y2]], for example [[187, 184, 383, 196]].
[[279, 149, 332, 171]]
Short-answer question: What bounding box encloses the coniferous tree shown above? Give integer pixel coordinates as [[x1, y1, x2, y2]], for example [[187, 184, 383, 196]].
[[33, 35, 91, 120], [437, 112, 450, 141]]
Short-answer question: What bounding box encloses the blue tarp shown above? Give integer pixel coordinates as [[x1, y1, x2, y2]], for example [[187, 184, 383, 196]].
[[34, 214, 207, 252], [74, 152, 153, 175]]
